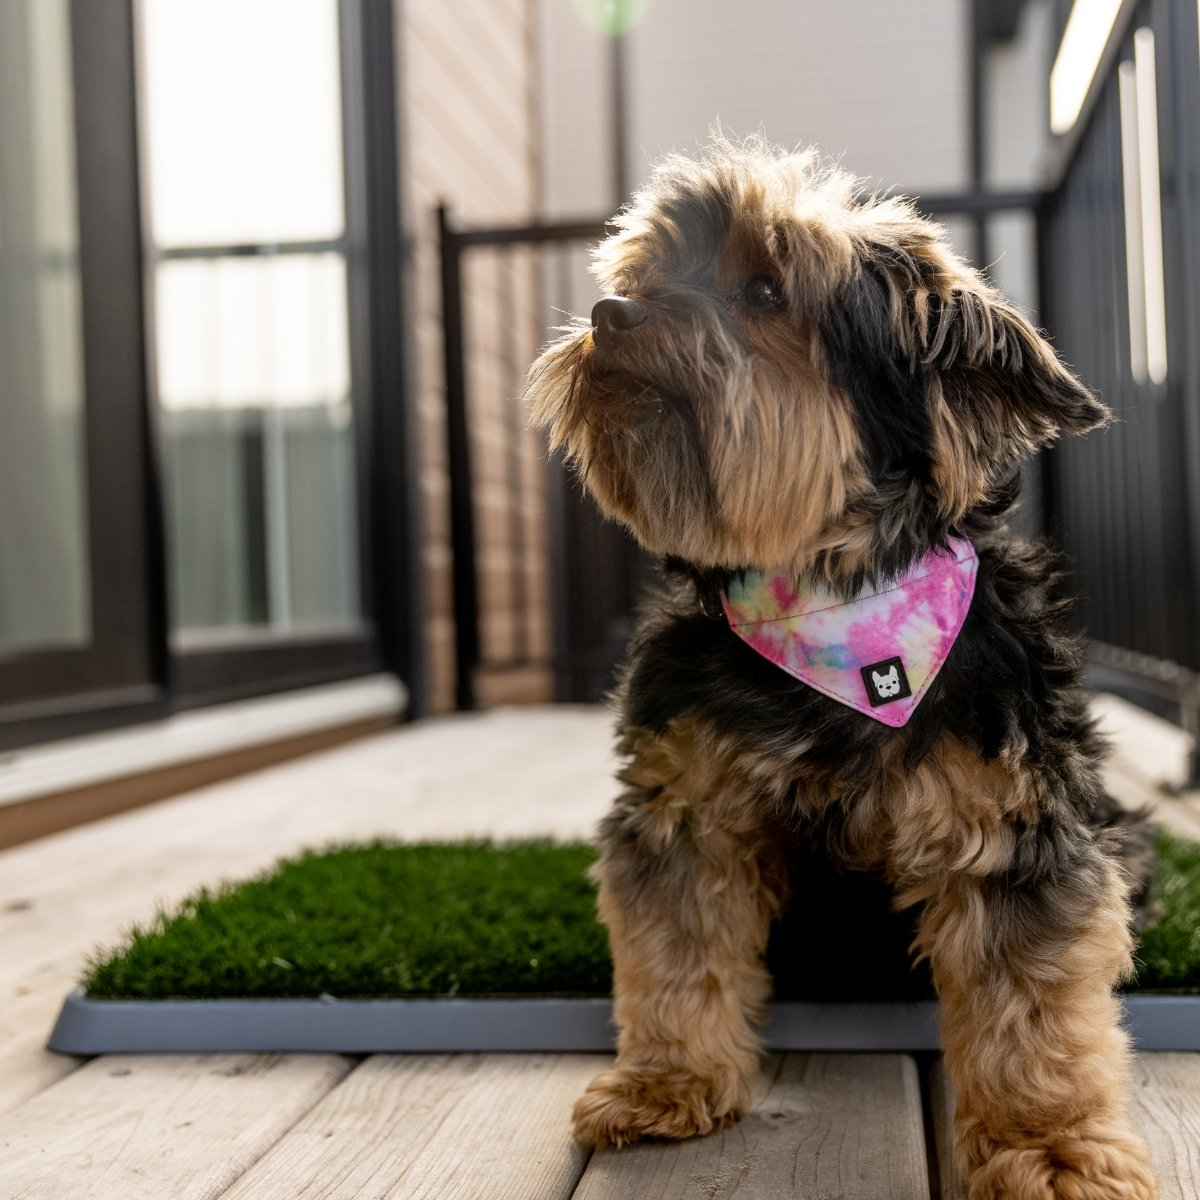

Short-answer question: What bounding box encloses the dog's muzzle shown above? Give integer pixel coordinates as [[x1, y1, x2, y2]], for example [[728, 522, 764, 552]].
[[591, 295, 647, 347]]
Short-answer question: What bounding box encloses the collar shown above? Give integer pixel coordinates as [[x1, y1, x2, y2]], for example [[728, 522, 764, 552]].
[[720, 537, 978, 727]]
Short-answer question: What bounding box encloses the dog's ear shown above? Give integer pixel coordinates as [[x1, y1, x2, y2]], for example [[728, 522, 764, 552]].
[[823, 217, 1108, 517], [916, 276, 1109, 516], [921, 280, 1109, 445]]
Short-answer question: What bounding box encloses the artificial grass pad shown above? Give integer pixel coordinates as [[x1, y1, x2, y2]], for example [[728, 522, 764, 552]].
[[82, 833, 1200, 1002], [1133, 831, 1200, 990], [85, 841, 611, 1000]]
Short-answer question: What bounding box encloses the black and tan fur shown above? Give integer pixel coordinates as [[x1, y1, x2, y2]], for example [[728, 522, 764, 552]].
[[528, 138, 1157, 1199]]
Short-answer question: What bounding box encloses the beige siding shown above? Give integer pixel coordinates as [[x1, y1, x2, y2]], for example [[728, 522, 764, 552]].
[[537, 1, 977, 347], [400, 0, 551, 711]]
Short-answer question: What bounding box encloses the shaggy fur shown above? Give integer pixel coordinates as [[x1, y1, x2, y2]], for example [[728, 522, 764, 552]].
[[528, 138, 1157, 1199]]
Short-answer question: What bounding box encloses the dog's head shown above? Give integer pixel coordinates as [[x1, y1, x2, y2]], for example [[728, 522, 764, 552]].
[[528, 137, 1107, 584]]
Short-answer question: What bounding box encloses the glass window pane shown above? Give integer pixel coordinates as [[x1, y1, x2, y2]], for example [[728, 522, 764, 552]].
[[157, 255, 359, 640], [156, 255, 350, 411], [162, 404, 359, 639], [0, 0, 91, 655], [140, 0, 363, 644], [140, 0, 345, 247]]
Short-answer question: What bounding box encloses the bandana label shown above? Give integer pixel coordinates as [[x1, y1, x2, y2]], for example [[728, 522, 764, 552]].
[[721, 538, 978, 727], [861, 656, 911, 706]]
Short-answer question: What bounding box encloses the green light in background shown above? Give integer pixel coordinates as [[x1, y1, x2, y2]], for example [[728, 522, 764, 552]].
[[570, 0, 650, 36]]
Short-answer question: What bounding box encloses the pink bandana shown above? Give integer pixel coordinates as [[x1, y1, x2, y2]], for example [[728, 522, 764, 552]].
[[721, 538, 978, 727]]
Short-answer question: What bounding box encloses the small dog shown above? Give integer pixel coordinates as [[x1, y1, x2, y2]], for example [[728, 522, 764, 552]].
[[528, 138, 1157, 1199]]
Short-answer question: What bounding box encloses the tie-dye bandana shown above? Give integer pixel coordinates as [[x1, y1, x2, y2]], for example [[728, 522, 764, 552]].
[[721, 538, 978, 728]]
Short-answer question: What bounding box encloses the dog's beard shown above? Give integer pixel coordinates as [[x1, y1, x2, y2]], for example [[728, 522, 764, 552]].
[[528, 313, 872, 574], [529, 323, 726, 551]]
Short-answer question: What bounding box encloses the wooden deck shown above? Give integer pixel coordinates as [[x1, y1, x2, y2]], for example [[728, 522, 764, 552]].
[[1, 701, 1199, 1198]]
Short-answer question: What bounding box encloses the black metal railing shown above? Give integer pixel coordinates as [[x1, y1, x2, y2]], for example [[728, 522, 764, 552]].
[[1039, 0, 1200, 769], [439, 210, 650, 709], [438, 194, 1053, 713], [438, 1, 1200, 773]]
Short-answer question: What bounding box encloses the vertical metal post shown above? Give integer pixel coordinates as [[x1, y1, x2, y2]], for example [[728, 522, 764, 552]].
[[342, 0, 425, 714], [261, 404, 293, 629], [968, 0, 990, 270], [546, 245, 576, 701], [1166, 0, 1200, 682], [1034, 196, 1057, 540], [499, 254, 529, 664], [439, 205, 479, 709], [609, 33, 630, 208]]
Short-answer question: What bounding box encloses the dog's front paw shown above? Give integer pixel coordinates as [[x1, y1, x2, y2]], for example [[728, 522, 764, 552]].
[[571, 1066, 745, 1147], [966, 1129, 1157, 1200]]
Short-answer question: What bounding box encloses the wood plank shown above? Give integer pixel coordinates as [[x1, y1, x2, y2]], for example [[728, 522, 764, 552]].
[[927, 1058, 966, 1200], [1092, 693, 1194, 793], [0, 716, 396, 851], [0, 1053, 351, 1200], [1127, 1053, 1200, 1199], [1147, 794, 1200, 842], [571, 1054, 931, 1200], [0, 990, 80, 1116], [0, 707, 615, 943], [217, 1054, 598, 1200], [930, 1054, 1200, 1200], [0, 1046, 77, 1119], [0, 709, 614, 1107]]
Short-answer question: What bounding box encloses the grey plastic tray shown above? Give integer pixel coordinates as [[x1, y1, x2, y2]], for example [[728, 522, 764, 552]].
[[47, 990, 1200, 1055]]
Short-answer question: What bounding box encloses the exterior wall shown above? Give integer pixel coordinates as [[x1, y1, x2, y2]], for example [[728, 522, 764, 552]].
[[539, 1, 978, 352], [984, 0, 1054, 311], [399, 0, 1058, 714], [543, 0, 972, 220], [985, 0, 1053, 190], [398, 0, 553, 711], [539, 1, 614, 218], [626, 0, 970, 195]]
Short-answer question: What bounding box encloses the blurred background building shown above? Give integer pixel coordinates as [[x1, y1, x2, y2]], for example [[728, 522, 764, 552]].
[[2, 0, 1198, 840]]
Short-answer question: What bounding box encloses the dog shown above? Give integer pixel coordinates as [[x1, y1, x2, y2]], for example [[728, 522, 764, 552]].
[[527, 137, 1157, 1199]]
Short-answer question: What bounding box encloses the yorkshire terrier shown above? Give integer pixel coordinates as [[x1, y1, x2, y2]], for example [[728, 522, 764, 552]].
[[528, 138, 1157, 1199]]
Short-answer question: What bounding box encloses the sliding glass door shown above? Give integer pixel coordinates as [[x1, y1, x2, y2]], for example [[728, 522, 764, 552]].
[[140, 0, 381, 704], [0, 0, 413, 748], [0, 0, 90, 658], [0, 0, 164, 749]]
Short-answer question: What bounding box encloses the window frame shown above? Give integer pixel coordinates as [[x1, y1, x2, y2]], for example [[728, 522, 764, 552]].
[[0, 0, 419, 748], [0, 0, 168, 751]]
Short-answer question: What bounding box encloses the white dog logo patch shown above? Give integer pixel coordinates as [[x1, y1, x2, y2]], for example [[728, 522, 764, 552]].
[[873, 666, 901, 696], [861, 657, 912, 707]]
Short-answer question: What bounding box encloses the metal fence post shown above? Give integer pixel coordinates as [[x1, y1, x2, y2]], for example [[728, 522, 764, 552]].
[[438, 204, 479, 710]]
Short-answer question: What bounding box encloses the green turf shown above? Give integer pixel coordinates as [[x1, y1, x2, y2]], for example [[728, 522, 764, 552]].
[[82, 833, 1200, 1001], [1132, 831, 1200, 991], [84, 841, 611, 1000]]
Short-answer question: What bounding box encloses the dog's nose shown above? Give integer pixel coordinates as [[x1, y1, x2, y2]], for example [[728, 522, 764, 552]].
[[591, 296, 647, 344]]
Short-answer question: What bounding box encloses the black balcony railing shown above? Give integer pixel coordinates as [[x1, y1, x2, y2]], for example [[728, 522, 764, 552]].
[[1040, 0, 1200, 765], [439, 196, 1044, 714], [439, 211, 649, 710], [441, 0, 1200, 777]]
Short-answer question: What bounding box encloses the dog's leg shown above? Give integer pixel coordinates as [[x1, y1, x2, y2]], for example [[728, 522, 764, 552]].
[[908, 815, 1156, 1199], [572, 720, 785, 1146]]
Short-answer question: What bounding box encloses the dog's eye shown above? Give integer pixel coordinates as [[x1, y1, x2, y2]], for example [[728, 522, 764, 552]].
[[742, 275, 784, 311]]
